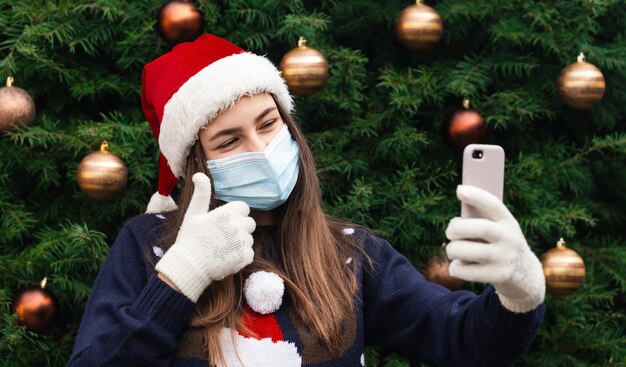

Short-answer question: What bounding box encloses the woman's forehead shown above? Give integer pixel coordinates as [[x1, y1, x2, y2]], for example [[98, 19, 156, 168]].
[[206, 93, 277, 130]]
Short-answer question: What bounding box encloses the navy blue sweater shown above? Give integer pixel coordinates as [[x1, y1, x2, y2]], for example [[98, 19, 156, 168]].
[[68, 213, 544, 366]]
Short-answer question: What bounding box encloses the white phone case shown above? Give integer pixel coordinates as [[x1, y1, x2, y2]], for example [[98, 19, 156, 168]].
[[461, 144, 505, 219]]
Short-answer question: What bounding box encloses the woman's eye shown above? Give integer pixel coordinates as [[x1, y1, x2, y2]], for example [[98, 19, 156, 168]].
[[260, 119, 277, 130], [218, 138, 237, 149]]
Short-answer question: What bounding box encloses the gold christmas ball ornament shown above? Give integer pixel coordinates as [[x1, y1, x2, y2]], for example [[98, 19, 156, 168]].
[[444, 99, 488, 150], [77, 141, 128, 200], [279, 37, 329, 96], [395, 0, 443, 51], [11, 278, 59, 333], [0, 77, 36, 133], [156, 0, 204, 46], [423, 246, 464, 291], [540, 238, 586, 296], [558, 53, 606, 109]]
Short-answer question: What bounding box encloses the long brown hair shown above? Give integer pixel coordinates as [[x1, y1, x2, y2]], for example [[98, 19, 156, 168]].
[[146, 94, 369, 364]]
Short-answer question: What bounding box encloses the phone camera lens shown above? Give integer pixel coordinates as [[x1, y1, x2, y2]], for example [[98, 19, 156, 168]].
[[472, 150, 484, 159]]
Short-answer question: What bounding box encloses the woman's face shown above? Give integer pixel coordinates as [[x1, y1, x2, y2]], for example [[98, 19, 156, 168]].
[[198, 93, 285, 160]]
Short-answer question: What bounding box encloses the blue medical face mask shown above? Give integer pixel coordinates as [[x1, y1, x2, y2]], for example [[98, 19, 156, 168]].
[[206, 124, 300, 211]]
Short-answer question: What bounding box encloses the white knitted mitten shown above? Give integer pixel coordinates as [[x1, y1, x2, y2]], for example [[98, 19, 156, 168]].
[[155, 172, 256, 302], [445, 185, 545, 313]]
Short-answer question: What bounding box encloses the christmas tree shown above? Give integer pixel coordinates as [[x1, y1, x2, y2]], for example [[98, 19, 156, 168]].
[[1, 0, 625, 366]]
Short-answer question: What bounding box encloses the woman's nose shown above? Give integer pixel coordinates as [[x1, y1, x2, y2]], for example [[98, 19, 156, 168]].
[[246, 134, 267, 152]]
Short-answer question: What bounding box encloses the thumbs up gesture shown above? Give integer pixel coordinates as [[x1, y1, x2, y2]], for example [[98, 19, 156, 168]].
[[155, 172, 256, 302], [445, 185, 545, 313]]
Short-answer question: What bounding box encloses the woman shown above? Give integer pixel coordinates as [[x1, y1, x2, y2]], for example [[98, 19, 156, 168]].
[[68, 34, 545, 367]]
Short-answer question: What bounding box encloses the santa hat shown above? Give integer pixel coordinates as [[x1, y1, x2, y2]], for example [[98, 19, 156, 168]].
[[218, 271, 301, 366], [141, 33, 293, 213]]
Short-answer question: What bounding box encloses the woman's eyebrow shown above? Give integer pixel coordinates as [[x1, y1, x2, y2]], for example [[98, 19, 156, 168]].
[[209, 127, 242, 142], [254, 107, 277, 123]]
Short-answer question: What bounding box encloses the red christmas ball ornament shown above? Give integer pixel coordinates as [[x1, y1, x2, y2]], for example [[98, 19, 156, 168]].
[[444, 99, 488, 150], [423, 248, 464, 291], [11, 278, 59, 333], [156, 0, 204, 46]]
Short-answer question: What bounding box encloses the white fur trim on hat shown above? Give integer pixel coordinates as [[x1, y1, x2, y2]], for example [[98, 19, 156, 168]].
[[159, 52, 293, 178], [244, 271, 285, 314], [146, 191, 178, 213]]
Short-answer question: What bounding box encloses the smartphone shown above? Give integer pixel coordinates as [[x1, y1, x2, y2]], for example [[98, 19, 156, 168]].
[[461, 144, 505, 219]]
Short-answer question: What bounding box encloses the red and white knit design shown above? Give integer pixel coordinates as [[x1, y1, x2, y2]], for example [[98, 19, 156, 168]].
[[218, 306, 301, 366]]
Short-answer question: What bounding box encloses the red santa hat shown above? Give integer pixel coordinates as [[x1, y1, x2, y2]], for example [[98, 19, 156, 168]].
[[218, 271, 300, 366], [141, 33, 293, 213]]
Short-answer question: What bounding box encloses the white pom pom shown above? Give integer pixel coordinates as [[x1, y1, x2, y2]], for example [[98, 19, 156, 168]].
[[244, 271, 285, 314], [146, 192, 178, 214]]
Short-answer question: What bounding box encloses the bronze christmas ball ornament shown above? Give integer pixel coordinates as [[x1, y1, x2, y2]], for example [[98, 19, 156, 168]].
[[11, 278, 59, 333], [423, 249, 464, 291], [279, 37, 329, 96], [156, 0, 204, 46], [558, 53, 605, 109], [540, 238, 586, 296], [444, 99, 488, 150], [0, 77, 36, 133], [77, 141, 128, 200], [395, 0, 443, 51]]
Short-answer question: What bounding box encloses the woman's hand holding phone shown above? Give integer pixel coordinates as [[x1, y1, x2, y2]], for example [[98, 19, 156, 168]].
[[445, 185, 545, 313], [445, 144, 545, 313]]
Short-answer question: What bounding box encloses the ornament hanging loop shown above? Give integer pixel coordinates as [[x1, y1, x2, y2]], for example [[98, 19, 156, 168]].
[[557, 238, 566, 248], [416, 0, 424, 4], [462, 98, 470, 109], [577, 53, 585, 63], [298, 36, 307, 48], [6, 76, 13, 87], [100, 141, 110, 152], [40, 277, 47, 288]]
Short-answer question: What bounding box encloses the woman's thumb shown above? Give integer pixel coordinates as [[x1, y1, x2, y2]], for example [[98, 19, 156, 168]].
[[186, 172, 213, 214]]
